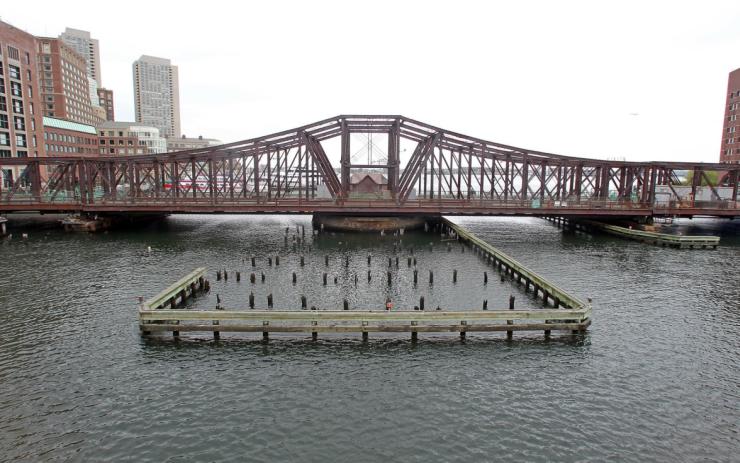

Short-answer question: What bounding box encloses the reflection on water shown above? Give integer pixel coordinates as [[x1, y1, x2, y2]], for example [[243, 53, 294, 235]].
[[0, 214, 737, 462]]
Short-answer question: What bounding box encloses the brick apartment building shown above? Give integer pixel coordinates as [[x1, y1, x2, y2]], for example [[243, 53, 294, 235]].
[[43, 116, 98, 156], [0, 20, 45, 187], [36, 37, 100, 127]]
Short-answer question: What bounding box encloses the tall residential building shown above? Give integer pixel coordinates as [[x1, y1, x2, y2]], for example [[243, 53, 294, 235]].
[[720, 68, 740, 164], [0, 20, 45, 176], [59, 28, 101, 108], [98, 121, 166, 155], [166, 134, 222, 152], [133, 55, 180, 138], [97, 87, 114, 121], [36, 37, 100, 126]]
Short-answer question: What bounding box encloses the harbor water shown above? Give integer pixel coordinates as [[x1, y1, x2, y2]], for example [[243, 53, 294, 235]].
[[0, 215, 738, 462]]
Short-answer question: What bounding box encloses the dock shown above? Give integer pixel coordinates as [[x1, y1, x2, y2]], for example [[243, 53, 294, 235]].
[[138, 221, 592, 341], [545, 217, 720, 249]]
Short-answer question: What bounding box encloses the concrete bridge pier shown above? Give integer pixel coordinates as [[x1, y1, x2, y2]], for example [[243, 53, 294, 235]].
[[312, 214, 435, 233], [62, 212, 169, 232]]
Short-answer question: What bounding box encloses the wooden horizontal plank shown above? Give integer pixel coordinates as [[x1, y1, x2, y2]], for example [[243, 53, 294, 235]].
[[445, 220, 588, 310], [139, 308, 591, 322], [144, 267, 206, 309], [141, 320, 590, 333]]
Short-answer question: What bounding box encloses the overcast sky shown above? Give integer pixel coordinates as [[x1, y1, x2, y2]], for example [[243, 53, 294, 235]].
[[5, 0, 740, 163]]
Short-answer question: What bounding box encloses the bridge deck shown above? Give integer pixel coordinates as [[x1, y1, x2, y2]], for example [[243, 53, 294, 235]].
[[2, 198, 738, 217]]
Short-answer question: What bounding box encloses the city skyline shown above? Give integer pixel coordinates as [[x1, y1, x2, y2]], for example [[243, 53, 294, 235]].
[[3, 0, 740, 163]]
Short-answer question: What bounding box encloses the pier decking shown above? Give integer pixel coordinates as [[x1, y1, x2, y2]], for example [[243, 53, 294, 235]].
[[546, 217, 720, 249], [138, 221, 592, 341]]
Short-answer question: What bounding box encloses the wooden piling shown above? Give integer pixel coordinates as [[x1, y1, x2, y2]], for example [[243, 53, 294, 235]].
[[301, 295, 307, 309], [249, 292, 254, 309], [323, 273, 327, 285], [267, 293, 273, 308], [507, 295, 515, 340], [300, 256, 304, 266], [343, 299, 349, 310], [429, 270, 434, 284], [236, 272, 241, 282], [268, 257, 272, 266], [420, 296, 425, 311], [413, 269, 418, 285], [292, 272, 297, 284], [275, 256, 280, 266], [250, 273, 256, 283], [453, 269, 457, 283], [224, 270, 228, 281], [325, 255, 329, 266], [387, 271, 392, 286]]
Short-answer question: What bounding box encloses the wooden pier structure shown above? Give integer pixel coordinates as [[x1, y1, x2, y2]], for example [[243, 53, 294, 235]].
[[138, 221, 591, 341], [545, 217, 720, 249]]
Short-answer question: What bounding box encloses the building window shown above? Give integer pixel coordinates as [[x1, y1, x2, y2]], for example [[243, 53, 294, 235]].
[[0, 132, 9, 146], [12, 99, 23, 114], [6, 47, 19, 61], [16, 150, 27, 158], [10, 81, 21, 97], [14, 117, 24, 131], [0, 96, 5, 111], [0, 77, 4, 93], [16, 134, 27, 147], [0, 115, 7, 129], [0, 149, 10, 158], [8, 64, 20, 80]]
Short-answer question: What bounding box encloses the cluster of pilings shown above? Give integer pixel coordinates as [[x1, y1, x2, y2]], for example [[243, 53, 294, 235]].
[[205, 220, 535, 313]]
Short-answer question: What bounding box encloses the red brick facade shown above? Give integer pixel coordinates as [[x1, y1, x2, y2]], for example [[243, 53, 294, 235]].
[[720, 68, 740, 164], [43, 119, 98, 156], [0, 20, 45, 161]]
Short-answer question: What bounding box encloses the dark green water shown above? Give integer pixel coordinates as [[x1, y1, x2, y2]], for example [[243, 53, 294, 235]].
[[0, 215, 738, 462]]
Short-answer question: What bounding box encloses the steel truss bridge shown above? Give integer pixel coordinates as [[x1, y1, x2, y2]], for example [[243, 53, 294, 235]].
[[1, 115, 738, 218]]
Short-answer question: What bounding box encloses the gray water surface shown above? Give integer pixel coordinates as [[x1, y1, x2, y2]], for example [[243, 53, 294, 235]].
[[0, 215, 738, 462]]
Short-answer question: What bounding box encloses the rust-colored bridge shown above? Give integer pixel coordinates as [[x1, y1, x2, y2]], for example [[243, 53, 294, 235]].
[[1, 115, 738, 218]]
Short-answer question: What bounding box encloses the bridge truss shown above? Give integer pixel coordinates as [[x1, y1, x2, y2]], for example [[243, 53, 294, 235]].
[[0, 115, 738, 217]]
